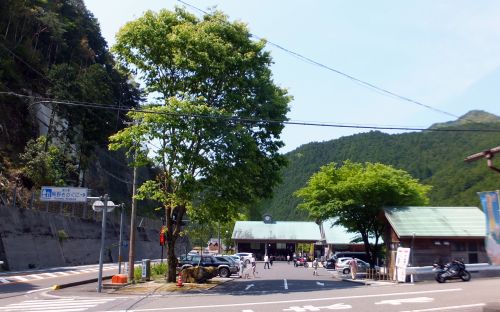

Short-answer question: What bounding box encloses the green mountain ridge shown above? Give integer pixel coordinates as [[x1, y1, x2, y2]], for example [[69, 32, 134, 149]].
[[252, 113, 500, 221], [430, 110, 500, 129]]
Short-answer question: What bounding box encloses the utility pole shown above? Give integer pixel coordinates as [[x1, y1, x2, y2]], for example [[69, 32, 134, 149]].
[[124, 120, 139, 282], [465, 146, 500, 173]]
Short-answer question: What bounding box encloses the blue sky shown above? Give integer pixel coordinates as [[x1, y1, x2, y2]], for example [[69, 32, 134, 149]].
[[84, 0, 500, 152]]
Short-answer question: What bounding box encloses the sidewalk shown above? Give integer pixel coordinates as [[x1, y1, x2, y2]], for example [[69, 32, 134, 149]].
[[51, 276, 232, 297]]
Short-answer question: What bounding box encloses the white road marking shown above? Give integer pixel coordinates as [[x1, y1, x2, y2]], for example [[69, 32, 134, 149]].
[[400, 303, 486, 312], [55, 272, 70, 276], [283, 303, 352, 311], [41, 273, 58, 277], [241, 310, 254, 312], [28, 274, 45, 280], [0, 297, 117, 311], [245, 284, 254, 291], [111, 288, 461, 311], [284, 279, 288, 290], [12, 276, 29, 281], [26, 287, 53, 294], [0, 278, 10, 283], [375, 297, 433, 305], [316, 282, 324, 286]]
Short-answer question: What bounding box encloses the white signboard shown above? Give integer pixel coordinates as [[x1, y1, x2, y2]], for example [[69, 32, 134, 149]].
[[395, 247, 411, 282], [40, 186, 88, 203]]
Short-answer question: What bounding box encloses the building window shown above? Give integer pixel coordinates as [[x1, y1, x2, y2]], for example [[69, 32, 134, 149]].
[[277, 243, 286, 250], [250, 243, 260, 250], [468, 241, 478, 252], [452, 242, 466, 251]]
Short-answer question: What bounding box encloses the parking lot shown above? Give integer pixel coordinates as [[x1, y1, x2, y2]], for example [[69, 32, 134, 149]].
[[210, 261, 359, 295]]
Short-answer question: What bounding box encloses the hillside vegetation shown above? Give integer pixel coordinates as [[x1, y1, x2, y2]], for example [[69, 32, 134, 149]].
[[0, 0, 144, 210], [252, 111, 500, 221]]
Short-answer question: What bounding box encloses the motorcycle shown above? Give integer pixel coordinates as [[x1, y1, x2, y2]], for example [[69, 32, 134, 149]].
[[433, 259, 471, 283]]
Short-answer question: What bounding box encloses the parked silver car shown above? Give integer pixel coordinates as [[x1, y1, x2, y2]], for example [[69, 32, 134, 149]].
[[337, 258, 376, 275]]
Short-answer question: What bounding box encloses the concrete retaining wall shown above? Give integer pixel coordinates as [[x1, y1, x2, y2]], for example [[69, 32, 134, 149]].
[[0, 205, 189, 271]]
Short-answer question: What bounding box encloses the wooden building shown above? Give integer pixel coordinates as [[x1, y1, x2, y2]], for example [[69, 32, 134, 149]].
[[384, 206, 487, 267]]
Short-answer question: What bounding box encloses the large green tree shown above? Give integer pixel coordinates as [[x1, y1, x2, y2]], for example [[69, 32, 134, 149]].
[[295, 161, 431, 264], [110, 7, 290, 282]]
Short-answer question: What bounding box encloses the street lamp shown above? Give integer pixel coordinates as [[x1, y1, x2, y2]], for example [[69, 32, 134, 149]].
[[92, 195, 119, 293]]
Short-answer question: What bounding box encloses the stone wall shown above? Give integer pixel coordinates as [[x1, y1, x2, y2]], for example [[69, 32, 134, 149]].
[[0, 204, 189, 271]]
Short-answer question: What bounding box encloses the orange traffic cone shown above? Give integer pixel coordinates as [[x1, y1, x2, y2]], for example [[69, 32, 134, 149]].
[[176, 272, 183, 287]]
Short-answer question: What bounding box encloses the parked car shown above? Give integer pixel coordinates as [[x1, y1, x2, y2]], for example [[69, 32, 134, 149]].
[[214, 256, 239, 275], [337, 258, 376, 275], [223, 255, 241, 266], [235, 252, 254, 265], [331, 252, 370, 263], [325, 256, 352, 269], [177, 254, 237, 278]]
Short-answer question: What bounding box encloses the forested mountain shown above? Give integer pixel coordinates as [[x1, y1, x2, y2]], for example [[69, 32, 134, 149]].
[[251, 111, 500, 221], [0, 0, 144, 210]]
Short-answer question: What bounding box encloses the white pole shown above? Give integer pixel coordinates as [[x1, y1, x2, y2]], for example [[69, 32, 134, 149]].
[[97, 194, 108, 293]]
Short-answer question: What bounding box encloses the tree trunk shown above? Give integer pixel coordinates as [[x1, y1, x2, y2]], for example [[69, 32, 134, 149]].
[[166, 237, 178, 282], [165, 205, 186, 282]]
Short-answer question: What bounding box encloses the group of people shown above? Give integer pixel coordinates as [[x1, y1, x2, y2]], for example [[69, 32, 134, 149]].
[[237, 254, 325, 278], [238, 255, 257, 279]]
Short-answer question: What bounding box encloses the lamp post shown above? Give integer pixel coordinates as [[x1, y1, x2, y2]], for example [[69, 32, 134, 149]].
[[92, 195, 118, 293]]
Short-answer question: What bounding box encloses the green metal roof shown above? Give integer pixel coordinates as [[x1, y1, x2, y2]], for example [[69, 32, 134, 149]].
[[323, 218, 379, 244], [232, 221, 321, 241], [384, 206, 486, 238], [323, 218, 359, 245]]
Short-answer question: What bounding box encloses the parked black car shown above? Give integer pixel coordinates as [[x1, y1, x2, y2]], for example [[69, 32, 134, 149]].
[[177, 254, 238, 278]]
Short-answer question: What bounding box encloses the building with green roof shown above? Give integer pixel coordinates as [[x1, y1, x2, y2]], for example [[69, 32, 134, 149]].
[[232, 214, 366, 260], [384, 206, 487, 266]]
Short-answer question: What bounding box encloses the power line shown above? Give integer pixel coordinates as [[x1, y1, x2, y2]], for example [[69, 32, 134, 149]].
[[2, 91, 500, 133], [176, 0, 461, 120]]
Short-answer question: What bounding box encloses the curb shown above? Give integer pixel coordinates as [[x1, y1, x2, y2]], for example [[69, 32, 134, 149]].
[[52, 275, 113, 290], [340, 277, 397, 286]]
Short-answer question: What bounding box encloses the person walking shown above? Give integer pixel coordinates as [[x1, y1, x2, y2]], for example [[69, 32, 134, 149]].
[[264, 254, 270, 269], [350, 258, 358, 280], [251, 255, 257, 277], [270, 255, 274, 266], [312, 258, 319, 276], [287, 255, 290, 264], [238, 257, 244, 278]]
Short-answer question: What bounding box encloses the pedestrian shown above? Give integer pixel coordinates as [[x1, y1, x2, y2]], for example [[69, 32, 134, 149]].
[[264, 254, 270, 269], [238, 257, 244, 278], [287, 255, 290, 264], [251, 255, 257, 277], [313, 258, 319, 276], [270, 255, 274, 266], [350, 258, 358, 280]]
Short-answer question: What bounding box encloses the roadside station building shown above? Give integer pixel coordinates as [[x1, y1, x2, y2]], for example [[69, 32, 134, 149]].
[[232, 215, 364, 260], [384, 206, 487, 267]]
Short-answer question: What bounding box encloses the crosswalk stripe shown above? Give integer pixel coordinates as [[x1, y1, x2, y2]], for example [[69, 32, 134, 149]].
[[55, 272, 70, 276], [0, 278, 10, 283], [12, 276, 28, 281], [28, 274, 45, 279], [0, 298, 116, 312], [42, 273, 59, 277]]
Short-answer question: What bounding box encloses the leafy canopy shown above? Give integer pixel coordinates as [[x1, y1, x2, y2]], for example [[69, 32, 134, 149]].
[[296, 161, 431, 221], [110, 7, 290, 281], [295, 161, 430, 261]]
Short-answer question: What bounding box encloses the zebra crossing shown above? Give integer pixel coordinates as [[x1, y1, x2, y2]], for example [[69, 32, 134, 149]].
[[0, 297, 119, 312], [0, 266, 116, 285]]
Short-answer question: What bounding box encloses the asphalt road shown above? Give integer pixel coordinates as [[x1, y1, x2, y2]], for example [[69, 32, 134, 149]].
[[1, 262, 500, 312]]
